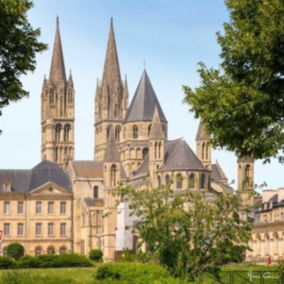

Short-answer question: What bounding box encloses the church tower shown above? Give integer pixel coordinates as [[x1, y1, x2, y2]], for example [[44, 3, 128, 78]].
[[94, 18, 128, 160], [41, 17, 75, 167], [196, 120, 211, 169], [237, 156, 254, 206]]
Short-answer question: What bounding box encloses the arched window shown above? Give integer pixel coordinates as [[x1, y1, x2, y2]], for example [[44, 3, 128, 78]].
[[110, 164, 117, 186], [50, 90, 55, 104], [64, 124, 70, 142], [165, 174, 170, 185], [154, 142, 158, 159], [142, 148, 149, 159], [106, 125, 112, 139], [55, 124, 61, 142], [68, 89, 73, 103], [206, 143, 209, 160], [55, 147, 59, 162], [148, 124, 152, 137], [47, 246, 55, 254], [189, 173, 195, 189], [157, 175, 161, 188], [245, 164, 250, 177], [200, 173, 206, 189], [35, 246, 42, 256], [115, 126, 121, 142], [114, 103, 120, 118], [133, 125, 138, 139], [158, 142, 162, 159], [93, 186, 99, 198], [202, 142, 205, 160], [59, 246, 67, 254], [176, 174, 183, 189]]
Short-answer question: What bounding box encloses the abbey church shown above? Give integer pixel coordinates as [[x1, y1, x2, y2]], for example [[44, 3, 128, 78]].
[[0, 19, 256, 261]]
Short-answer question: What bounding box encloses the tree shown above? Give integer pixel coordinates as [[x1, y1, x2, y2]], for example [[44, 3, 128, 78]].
[[117, 185, 252, 281], [184, 0, 284, 162], [0, 0, 47, 109], [7, 243, 25, 260], [89, 249, 103, 262]]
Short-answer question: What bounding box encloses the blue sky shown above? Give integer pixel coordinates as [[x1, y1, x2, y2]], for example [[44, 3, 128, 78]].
[[0, 0, 283, 190]]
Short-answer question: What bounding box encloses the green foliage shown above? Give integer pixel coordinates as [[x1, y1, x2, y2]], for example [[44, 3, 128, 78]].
[[89, 249, 103, 262], [94, 262, 182, 284], [0, 0, 47, 109], [0, 256, 16, 269], [184, 0, 284, 161], [117, 184, 252, 281], [0, 270, 73, 284], [0, 253, 92, 269], [7, 243, 25, 260]]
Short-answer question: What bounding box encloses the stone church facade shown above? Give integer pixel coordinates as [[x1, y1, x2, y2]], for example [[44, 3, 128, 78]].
[[0, 18, 257, 261]]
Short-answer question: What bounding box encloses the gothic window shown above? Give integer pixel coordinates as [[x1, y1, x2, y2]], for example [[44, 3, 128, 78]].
[[115, 126, 121, 142], [60, 96, 64, 117], [50, 91, 55, 104], [176, 174, 183, 189], [55, 124, 61, 142], [245, 164, 250, 177], [202, 142, 205, 160], [114, 104, 120, 118], [200, 173, 206, 189], [110, 164, 117, 187], [158, 142, 162, 159], [189, 173, 195, 188], [93, 186, 99, 198], [68, 89, 73, 104], [106, 125, 112, 139], [133, 125, 138, 139], [206, 143, 209, 160], [64, 124, 70, 142], [142, 148, 149, 159], [148, 124, 152, 137], [154, 142, 158, 159]]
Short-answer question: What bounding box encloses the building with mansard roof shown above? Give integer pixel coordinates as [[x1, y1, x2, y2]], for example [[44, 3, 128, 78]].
[[0, 18, 255, 261]]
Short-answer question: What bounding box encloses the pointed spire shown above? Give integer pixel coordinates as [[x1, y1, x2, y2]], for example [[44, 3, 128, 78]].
[[150, 107, 164, 139], [67, 70, 73, 87], [104, 127, 121, 162], [102, 18, 121, 85], [123, 74, 128, 95], [196, 119, 211, 141], [49, 16, 66, 84]]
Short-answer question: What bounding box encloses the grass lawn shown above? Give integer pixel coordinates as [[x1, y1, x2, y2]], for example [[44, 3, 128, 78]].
[[0, 263, 281, 284]]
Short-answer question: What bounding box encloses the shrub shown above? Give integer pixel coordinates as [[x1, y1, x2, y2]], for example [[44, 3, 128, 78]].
[[53, 253, 93, 267], [18, 255, 40, 268], [94, 262, 181, 283], [0, 256, 16, 269], [89, 249, 103, 262], [7, 243, 24, 260]]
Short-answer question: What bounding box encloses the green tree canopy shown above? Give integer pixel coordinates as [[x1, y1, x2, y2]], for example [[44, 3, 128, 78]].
[[117, 185, 251, 281], [0, 0, 47, 109], [7, 243, 24, 260], [184, 0, 284, 161]]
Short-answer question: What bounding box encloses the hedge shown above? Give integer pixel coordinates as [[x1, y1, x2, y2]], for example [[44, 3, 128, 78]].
[[0, 253, 92, 269]]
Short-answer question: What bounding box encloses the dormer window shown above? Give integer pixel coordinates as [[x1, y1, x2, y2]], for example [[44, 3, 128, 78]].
[[2, 181, 11, 192]]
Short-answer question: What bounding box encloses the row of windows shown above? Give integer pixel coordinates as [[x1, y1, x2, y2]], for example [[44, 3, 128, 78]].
[[3, 201, 66, 215], [159, 173, 206, 189], [3, 222, 67, 236], [48, 89, 73, 105], [104, 124, 166, 142], [55, 124, 71, 142]]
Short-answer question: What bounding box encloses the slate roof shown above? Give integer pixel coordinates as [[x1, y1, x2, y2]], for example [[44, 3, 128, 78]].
[[160, 139, 205, 171], [211, 161, 227, 181], [133, 139, 206, 177], [125, 70, 167, 123], [0, 160, 72, 193], [72, 161, 104, 178]]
